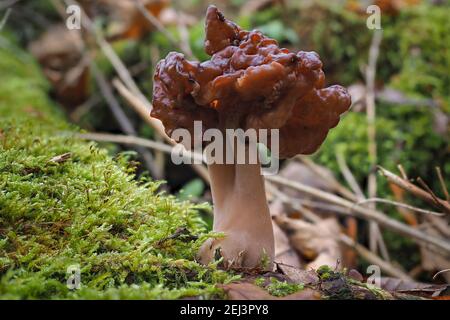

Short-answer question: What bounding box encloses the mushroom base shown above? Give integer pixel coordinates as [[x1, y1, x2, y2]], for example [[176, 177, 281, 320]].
[[197, 162, 275, 269]]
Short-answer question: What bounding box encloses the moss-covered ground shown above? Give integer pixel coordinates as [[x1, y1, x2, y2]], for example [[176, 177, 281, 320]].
[[0, 38, 241, 299]]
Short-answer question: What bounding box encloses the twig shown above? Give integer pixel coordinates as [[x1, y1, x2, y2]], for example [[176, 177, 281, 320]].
[[51, 0, 152, 117], [397, 164, 408, 180], [0, 8, 12, 30], [75, 132, 205, 164], [357, 198, 444, 217], [147, 44, 166, 179], [376, 87, 439, 109], [266, 174, 450, 255], [435, 167, 449, 202], [378, 166, 450, 214], [296, 156, 357, 201], [280, 197, 359, 216], [336, 151, 365, 200], [427, 216, 450, 238], [365, 29, 383, 255], [388, 181, 418, 226], [417, 177, 442, 208], [111, 78, 165, 138], [300, 154, 361, 262], [339, 234, 413, 281], [433, 268, 450, 280]]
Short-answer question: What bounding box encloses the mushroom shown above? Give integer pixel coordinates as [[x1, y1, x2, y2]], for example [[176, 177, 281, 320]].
[[151, 5, 351, 269]]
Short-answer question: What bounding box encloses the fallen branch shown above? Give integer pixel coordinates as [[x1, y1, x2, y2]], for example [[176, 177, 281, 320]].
[[357, 198, 444, 217], [365, 29, 384, 257], [336, 151, 365, 200], [378, 166, 450, 214], [75, 132, 205, 164], [435, 167, 449, 202], [296, 155, 357, 201], [433, 268, 450, 280]]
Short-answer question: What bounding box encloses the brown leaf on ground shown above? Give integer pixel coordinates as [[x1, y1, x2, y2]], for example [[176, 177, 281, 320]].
[[273, 222, 302, 268], [380, 277, 448, 297], [269, 161, 348, 270], [347, 269, 364, 282], [219, 282, 321, 300], [274, 215, 342, 270], [276, 263, 319, 286]]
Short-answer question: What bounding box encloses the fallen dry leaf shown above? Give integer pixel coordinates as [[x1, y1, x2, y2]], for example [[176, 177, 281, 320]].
[[347, 269, 364, 282], [379, 277, 448, 297], [273, 222, 301, 268], [220, 282, 321, 300], [276, 263, 319, 286], [274, 215, 342, 270]]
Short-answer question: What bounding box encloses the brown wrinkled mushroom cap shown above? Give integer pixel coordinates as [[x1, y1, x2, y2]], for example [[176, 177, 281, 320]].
[[151, 5, 351, 158]]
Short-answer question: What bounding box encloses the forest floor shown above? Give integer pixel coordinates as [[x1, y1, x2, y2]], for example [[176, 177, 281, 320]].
[[0, 36, 447, 300]]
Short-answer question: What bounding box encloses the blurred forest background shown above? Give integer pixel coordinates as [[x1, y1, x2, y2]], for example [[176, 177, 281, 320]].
[[0, 0, 449, 299]]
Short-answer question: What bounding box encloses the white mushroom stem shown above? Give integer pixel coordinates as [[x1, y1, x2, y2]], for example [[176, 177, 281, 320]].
[[198, 141, 275, 269]]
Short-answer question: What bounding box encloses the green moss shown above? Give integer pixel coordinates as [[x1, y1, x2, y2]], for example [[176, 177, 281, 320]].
[[255, 277, 304, 297], [0, 37, 236, 299], [316, 265, 334, 281], [391, 4, 450, 112]]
